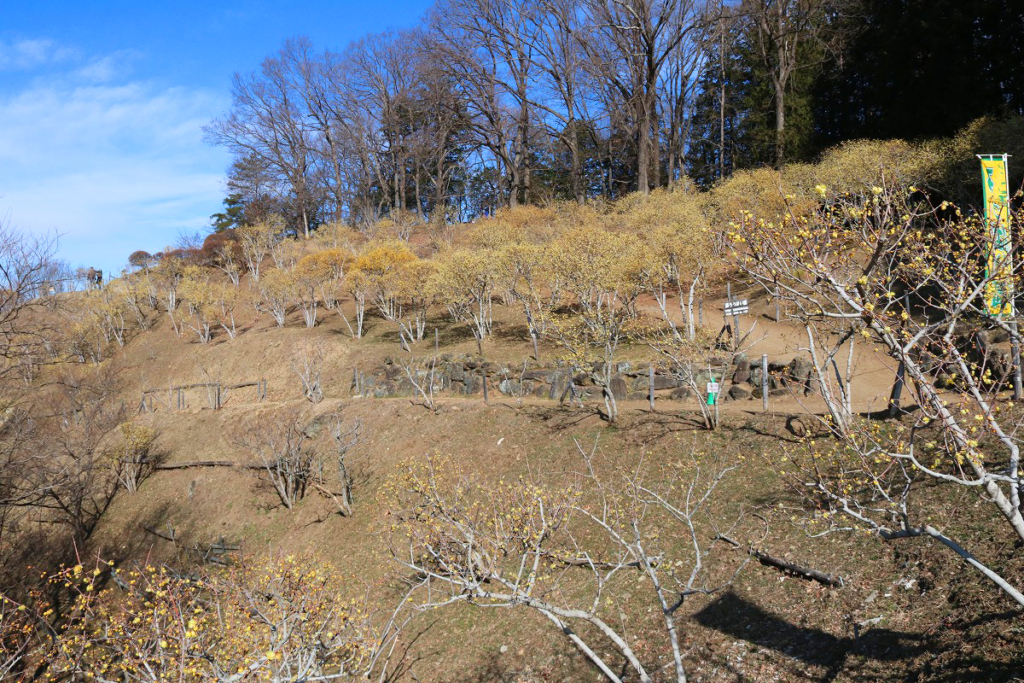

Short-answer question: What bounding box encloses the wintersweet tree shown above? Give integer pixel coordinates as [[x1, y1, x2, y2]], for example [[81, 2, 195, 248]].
[[236, 217, 282, 282], [258, 268, 296, 327], [343, 268, 370, 339], [301, 247, 350, 311], [151, 255, 184, 336], [385, 446, 744, 683], [293, 253, 333, 327], [496, 241, 557, 359], [432, 247, 496, 354], [354, 241, 427, 348], [213, 281, 245, 339], [179, 265, 217, 343], [543, 226, 646, 423], [43, 554, 402, 682], [733, 181, 1024, 607], [617, 188, 714, 341]]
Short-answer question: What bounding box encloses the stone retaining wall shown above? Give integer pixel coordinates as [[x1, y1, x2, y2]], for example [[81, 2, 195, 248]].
[[350, 353, 822, 404]]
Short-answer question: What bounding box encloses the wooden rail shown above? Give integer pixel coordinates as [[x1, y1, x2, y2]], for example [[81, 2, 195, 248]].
[[138, 379, 267, 413]]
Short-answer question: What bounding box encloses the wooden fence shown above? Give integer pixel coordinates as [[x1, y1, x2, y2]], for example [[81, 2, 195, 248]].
[[138, 379, 267, 413]]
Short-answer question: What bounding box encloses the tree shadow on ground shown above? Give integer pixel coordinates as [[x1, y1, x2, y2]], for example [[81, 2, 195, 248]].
[[693, 592, 1024, 682]]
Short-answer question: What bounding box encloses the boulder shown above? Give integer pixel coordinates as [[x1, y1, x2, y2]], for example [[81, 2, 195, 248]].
[[732, 359, 751, 384], [788, 356, 813, 385], [989, 327, 1010, 344], [728, 384, 752, 400], [670, 386, 693, 400], [651, 375, 680, 390], [498, 379, 521, 396], [610, 376, 629, 400]]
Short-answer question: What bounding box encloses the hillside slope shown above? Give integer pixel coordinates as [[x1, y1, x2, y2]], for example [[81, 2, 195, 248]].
[[75, 296, 1024, 682]]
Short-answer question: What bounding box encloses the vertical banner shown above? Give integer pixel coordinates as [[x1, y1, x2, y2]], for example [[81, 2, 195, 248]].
[[979, 154, 1014, 318]]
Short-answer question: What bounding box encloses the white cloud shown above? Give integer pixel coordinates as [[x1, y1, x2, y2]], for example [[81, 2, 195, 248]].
[[0, 40, 230, 272], [72, 50, 142, 84], [0, 38, 77, 71]]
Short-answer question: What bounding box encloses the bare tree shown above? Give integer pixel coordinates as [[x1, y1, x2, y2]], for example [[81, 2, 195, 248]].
[[236, 408, 316, 509], [292, 340, 325, 404], [387, 441, 744, 682], [579, 0, 704, 192], [0, 224, 60, 380], [205, 50, 319, 238], [735, 182, 1024, 607], [429, 0, 539, 207], [741, 0, 837, 166]]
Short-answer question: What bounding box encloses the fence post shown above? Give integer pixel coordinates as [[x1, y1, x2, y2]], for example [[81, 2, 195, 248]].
[[482, 369, 489, 404], [888, 293, 911, 416], [762, 354, 769, 413], [1012, 320, 1023, 401], [216, 383, 221, 410], [698, 299, 703, 327], [727, 283, 740, 351], [649, 365, 656, 412]]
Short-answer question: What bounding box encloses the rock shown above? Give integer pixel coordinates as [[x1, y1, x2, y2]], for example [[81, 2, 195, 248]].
[[651, 375, 679, 390], [786, 416, 807, 438], [610, 376, 629, 400], [989, 327, 1010, 344], [788, 356, 813, 385], [549, 373, 569, 399], [732, 359, 751, 384], [446, 363, 467, 382], [670, 386, 693, 400], [463, 375, 481, 395], [728, 384, 752, 400], [498, 379, 521, 396]]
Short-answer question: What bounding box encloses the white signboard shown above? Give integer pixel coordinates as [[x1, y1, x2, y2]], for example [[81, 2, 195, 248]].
[[706, 382, 720, 394], [724, 299, 749, 315]]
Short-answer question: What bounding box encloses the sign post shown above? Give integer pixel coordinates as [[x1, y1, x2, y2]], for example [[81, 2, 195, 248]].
[[724, 285, 749, 352], [706, 380, 720, 406], [978, 154, 1021, 400]]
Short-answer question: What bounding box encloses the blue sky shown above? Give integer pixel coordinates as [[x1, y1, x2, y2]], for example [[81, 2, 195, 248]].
[[0, 1, 433, 275]]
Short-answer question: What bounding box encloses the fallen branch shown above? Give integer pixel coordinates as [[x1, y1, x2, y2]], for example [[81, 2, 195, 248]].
[[139, 524, 239, 566], [310, 481, 351, 517], [716, 534, 843, 587], [140, 524, 176, 542], [154, 460, 234, 470]]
